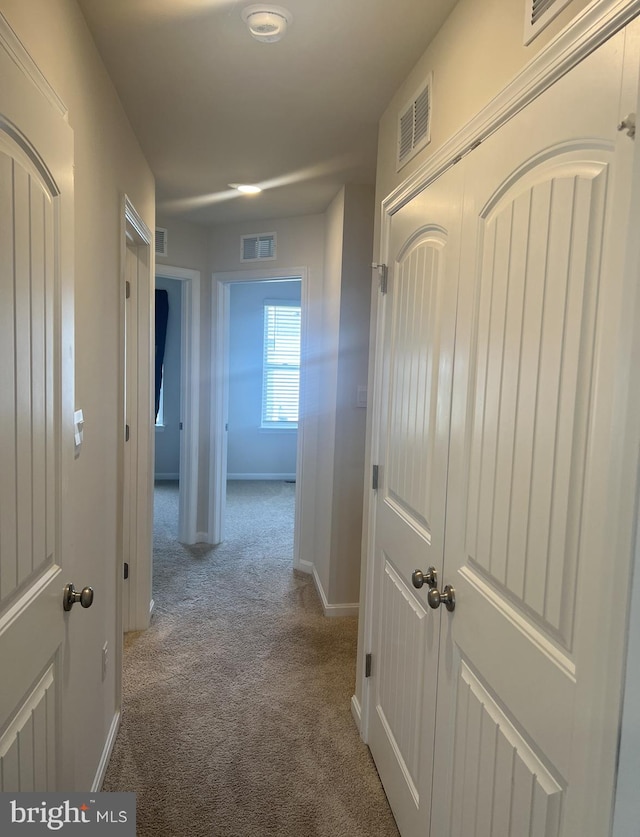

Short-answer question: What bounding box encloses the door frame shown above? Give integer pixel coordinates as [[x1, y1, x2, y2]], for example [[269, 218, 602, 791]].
[[154, 264, 201, 544], [209, 267, 308, 569], [118, 195, 153, 645], [358, 0, 640, 746]]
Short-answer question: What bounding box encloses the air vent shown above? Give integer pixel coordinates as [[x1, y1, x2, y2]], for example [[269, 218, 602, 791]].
[[155, 227, 168, 257], [397, 75, 432, 171], [241, 232, 276, 262], [524, 0, 572, 44]]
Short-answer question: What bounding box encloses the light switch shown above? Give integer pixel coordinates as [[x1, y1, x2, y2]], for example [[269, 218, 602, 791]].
[[74, 409, 84, 450]]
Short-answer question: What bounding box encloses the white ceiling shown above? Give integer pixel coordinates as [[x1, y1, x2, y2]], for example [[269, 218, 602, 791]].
[[77, 0, 458, 225]]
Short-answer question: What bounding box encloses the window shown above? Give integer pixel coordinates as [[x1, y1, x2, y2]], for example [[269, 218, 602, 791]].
[[262, 302, 301, 428]]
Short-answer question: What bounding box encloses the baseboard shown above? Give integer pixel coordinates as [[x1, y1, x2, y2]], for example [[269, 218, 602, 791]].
[[91, 710, 121, 792], [312, 567, 360, 618], [227, 473, 296, 481], [296, 559, 313, 575], [351, 695, 362, 732], [154, 473, 179, 481]]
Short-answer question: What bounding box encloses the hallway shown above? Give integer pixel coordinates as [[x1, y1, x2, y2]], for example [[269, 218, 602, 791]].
[[103, 481, 399, 836]]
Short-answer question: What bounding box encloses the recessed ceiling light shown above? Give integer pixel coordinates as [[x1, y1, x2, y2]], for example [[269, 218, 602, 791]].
[[241, 5, 293, 43], [230, 183, 262, 194]]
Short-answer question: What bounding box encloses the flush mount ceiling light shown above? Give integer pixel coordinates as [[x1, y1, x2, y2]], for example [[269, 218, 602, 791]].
[[229, 183, 263, 194], [241, 5, 293, 43]]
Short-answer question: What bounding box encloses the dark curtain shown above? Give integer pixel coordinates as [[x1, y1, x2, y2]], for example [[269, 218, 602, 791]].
[[155, 289, 169, 420]]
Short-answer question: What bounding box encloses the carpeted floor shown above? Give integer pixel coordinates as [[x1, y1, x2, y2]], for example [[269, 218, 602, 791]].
[[103, 480, 399, 837]]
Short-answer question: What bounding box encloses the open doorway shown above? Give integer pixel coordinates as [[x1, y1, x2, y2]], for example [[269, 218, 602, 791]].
[[153, 265, 200, 546], [210, 270, 308, 567]]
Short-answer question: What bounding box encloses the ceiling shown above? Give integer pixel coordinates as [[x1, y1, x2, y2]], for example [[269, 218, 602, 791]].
[[76, 0, 458, 226]]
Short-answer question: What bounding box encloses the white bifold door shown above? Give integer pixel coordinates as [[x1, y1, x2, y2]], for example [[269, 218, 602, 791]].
[[368, 19, 640, 837]]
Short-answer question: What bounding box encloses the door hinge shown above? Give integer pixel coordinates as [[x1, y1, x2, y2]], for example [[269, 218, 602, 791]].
[[125, 424, 130, 442], [179, 421, 183, 430], [365, 653, 372, 678], [123, 562, 129, 580], [372, 464, 379, 490], [373, 263, 388, 295], [125, 280, 131, 299]]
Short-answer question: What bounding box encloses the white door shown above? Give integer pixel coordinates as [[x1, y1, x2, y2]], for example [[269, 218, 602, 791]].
[[368, 19, 640, 837], [0, 27, 76, 789], [368, 161, 464, 837], [432, 24, 639, 837]]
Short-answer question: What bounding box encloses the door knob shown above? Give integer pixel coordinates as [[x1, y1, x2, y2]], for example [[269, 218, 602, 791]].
[[62, 583, 94, 611], [412, 567, 438, 589], [427, 584, 456, 612]]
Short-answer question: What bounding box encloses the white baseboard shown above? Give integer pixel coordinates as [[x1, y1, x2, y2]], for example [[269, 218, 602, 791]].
[[154, 473, 179, 481], [91, 710, 121, 792], [351, 695, 362, 732], [227, 473, 296, 481], [312, 567, 359, 618], [296, 559, 313, 575]]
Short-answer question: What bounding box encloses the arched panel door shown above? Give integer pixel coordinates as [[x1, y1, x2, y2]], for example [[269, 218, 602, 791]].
[[0, 25, 75, 790], [368, 161, 464, 837]]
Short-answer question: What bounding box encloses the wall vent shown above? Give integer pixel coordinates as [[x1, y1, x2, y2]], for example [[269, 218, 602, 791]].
[[241, 232, 277, 262], [397, 75, 432, 171], [155, 227, 168, 257], [524, 0, 572, 44]]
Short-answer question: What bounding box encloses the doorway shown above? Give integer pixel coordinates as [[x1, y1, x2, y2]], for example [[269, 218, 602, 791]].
[[210, 269, 308, 568], [153, 265, 200, 546]]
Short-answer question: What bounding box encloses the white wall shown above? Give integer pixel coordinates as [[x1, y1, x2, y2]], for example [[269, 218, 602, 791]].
[[228, 280, 301, 479], [154, 276, 182, 479], [0, 0, 155, 789], [315, 185, 375, 610]]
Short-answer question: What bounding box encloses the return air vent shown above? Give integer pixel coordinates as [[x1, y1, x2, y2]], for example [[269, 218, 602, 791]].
[[524, 0, 572, 44], [397, 75, 432, 171], [241, 232, 276, 262], [155, 227, 168, 257]]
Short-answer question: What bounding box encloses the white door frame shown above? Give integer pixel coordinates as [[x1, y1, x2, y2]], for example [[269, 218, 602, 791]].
[[358, 0, 640, 746], [155, 264, 201, 545], [209, 267, 308, 568], [119, 195, 153, 641]]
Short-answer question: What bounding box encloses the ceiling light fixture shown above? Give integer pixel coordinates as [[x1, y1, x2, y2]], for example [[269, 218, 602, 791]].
[[241, 5, 293, 43], [230, 183, 263, 194]]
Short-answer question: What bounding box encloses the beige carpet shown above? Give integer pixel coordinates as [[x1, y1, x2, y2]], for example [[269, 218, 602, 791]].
[[103, 480, 399, 837]]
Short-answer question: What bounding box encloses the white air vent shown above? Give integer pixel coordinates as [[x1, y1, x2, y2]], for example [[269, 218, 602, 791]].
[[241, 232, 276, 262], [155, 227, 168, 257], [524, 0, 572, 44], [397, 75, 432, 171]]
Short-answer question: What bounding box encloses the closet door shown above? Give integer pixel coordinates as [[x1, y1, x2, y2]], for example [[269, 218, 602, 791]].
[[368, 161, 464, 837], [431, 22, 639, 837]]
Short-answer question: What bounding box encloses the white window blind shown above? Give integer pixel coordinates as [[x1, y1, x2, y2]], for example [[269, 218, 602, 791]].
[[262, 302, 301, 427]]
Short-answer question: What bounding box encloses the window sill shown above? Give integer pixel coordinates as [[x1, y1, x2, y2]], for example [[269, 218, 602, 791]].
[[259, 425, 298, 434]]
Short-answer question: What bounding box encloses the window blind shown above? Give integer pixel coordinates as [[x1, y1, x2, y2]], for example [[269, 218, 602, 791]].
[[262, 303, 301, 426]]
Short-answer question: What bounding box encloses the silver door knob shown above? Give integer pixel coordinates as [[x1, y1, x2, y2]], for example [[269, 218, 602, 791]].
[[427, 584, 456, 612], [63, 583, 94, 611], [411, 567, 438, 589]]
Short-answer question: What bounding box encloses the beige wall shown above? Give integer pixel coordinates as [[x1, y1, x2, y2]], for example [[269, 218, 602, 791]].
[[374, 0, 591, 239], [328, 185, 374, 606], [0, 0, 154, 788]]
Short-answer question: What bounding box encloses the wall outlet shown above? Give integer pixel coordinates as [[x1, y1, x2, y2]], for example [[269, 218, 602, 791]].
[[102, 642, 108, 681]]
